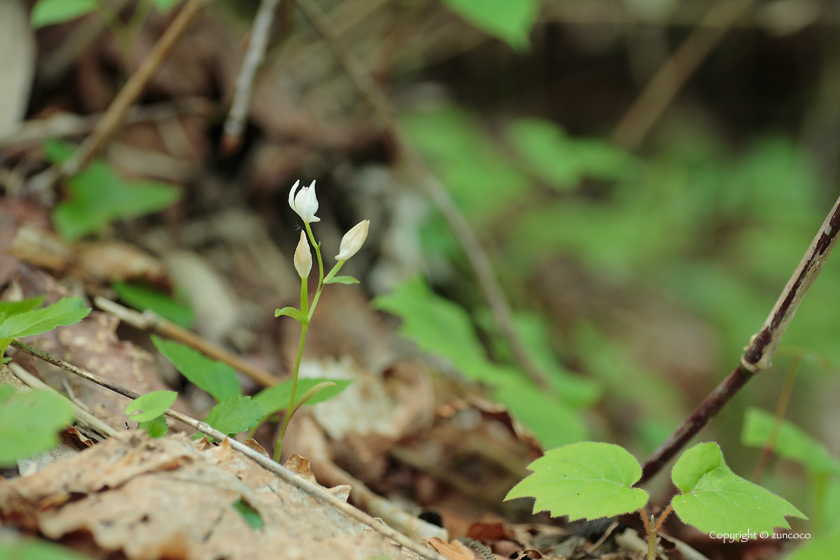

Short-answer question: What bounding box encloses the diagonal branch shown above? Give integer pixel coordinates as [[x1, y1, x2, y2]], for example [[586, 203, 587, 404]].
[[639, 193, 840, 484], [9, 339, 446, 560]]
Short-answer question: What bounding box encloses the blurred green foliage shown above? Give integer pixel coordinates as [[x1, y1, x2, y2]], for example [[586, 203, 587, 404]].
[[113, 282, 194, 329], [440, 0, 538, 50]]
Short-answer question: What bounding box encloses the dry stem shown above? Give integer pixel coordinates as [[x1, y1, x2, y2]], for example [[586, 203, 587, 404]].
[[9, 339, 445, 560], [640, 193, 840, 484]]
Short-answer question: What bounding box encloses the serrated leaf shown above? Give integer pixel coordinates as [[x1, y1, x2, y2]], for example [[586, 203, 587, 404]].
[[124, 390, 177, 423], [232, 499, 263, 529], [275, 307, 308, 325], [30, 0, 97, 28], [151, 335, 241, 402], [671, 442, 807, 534], [113, 282, 194, 328], [0, 297, 90, 339], [741, 407, 840, 476], [0, 296, 45, 324], [139, 414, 169, 438], [253, 378, 352, 416], [441, 0, 538, 50], [203, 396, 264, 436], [324, 276, 359, 285], [0, 538, 92, 560], [0, 387, 74, 466], [505, 442, 649, 521]]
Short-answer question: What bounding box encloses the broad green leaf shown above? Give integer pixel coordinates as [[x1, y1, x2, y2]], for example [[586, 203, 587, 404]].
[[253, 378, 352, 416], [505, 442, 649, 520], [275, 307, 308, 325], [139, 414, 169, 438], [742, 407, 840, 476], [671, 442, 807, 534], [52, 158, 180, 241], [0, 296, 45, 324], [124, 390, 177, 423], [148, 0, 180, 11], [151, 336, 241, 402], [43, 139, 76, 163], [441, 0, 538, 50], [783, 531, 840, 560], [30, 0, 97, 28], [507, 119, 634, 190], [232, 499, 263, 529], [0, 386, 74, 466], [113, 282, 194, 328], [0, 539, 92, 560], [324, 276, 359, 285], [0, 297, 90, 339], [203, 396, 264, 437]]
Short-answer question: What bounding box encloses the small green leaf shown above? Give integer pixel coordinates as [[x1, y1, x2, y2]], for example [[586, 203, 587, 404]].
[[0, 297, 90, 339], [43, 139, 76, 164], [203, 395, 264, 436], [441, 0, 538, 50], [274, 307, 308, 325], [253, 378, 352, 416], [0, 296, 46, 324], [742, 407, 840, 476], [0, 538, 92, 560], [148, 0, 180, 12], [113, 282, 194, 328], [324, 276, 359, 285], [152, 335, 241, 402], [124, 390, 177, 423], [505, 442, 649, 521], [139, 414, 169, 438], [232, 499, 263, 529], [0, 386, 74, 466], [31, 0, 97, 28], [671, 442, 807, 534]]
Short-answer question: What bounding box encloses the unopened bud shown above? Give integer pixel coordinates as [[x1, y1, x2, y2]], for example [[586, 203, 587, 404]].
[[335, 220, 369, 261], [294, 232, 312, 278]]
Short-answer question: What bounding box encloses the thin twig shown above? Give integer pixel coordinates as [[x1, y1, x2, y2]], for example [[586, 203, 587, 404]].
[[222, 0, 282, 153], [29, 0, 209, 195], [639, 193, 840, 484], [752, 354, 800, 483], [94, 297, 281, 387], [9, 340, 445, 560], [611, 0, 753, 150], [294, 0, 550, 389]]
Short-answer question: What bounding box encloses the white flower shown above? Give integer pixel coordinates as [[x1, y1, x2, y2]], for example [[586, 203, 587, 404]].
[[335, 220, 370, 261], [294, 232, 312, 278], [289, 180, 320, 223]]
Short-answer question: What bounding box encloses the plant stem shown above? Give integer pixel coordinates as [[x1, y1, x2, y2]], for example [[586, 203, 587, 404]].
[[653, 504, 673, 534], [638, 508, 655, 560], [753, 353, 800, 483], [275, 321, 308, 461]]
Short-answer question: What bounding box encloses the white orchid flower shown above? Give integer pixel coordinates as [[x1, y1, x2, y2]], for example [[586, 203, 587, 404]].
[[335, 220, 370, 261], [289, 180, 320, 223]]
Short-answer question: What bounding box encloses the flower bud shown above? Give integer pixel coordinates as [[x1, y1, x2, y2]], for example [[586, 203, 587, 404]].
[[294, 232, 312, 278], [289, 180, 320, 223], [335, 220, 370, 261]]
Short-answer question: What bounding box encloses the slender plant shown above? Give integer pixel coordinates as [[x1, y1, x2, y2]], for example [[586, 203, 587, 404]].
[[274, 180, 369, 460]]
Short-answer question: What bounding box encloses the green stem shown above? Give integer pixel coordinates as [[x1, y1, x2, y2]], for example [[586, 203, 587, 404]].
[[274, 320, 308, 461], [304, 223, 324, 290]]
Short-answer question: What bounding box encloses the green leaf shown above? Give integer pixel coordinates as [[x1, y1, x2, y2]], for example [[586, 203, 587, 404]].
[[324, 276, 359, 285], [139, 414, 169, 438], [124, 390, 177, 423], [148, 0, 180, 12], [113, 282, 194, 328], [0, 386, 74, 466], [30, 0, 97, 28], [152, 336, 241, 402], [505, 442, 649, 521], [741, 407, 840, 476], [275, 307, 308, 325], [783, 531, 840, 560], [0, 539, 92, 560], [0, 297, 90, 339], [43, 139, 76, 164], [0, 296, 45, 324], [232, 499, 263, 530], [52, 159, 180, 241], [253, 378, 353, 416], [671, 442, 807, 534], [203, 396, 264, 437], [440, 0, 538, 50]]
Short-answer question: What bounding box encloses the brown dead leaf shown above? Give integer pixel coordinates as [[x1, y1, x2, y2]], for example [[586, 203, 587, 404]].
[[428, 537, 478, 560]]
